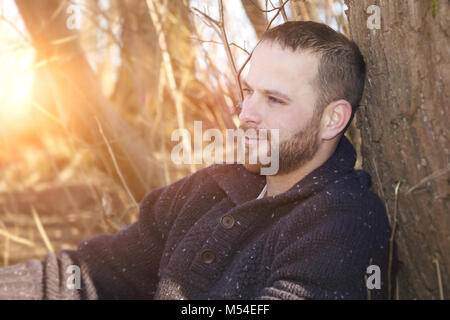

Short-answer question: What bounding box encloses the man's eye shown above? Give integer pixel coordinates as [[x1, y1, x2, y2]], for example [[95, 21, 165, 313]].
[[268, 96, 284, 104], [243, 88, 253, 95]]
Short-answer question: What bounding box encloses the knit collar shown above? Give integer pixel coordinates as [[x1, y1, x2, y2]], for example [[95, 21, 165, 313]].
[[207, 135, 357, 205]]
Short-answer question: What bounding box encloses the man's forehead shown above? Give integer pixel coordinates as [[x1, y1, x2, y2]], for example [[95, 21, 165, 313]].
[[252, 41, 318, 73], [246, 41, 318, 94]]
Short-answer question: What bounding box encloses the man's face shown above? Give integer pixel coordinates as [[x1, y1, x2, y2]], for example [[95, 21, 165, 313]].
[[239, 40, 323, 175]]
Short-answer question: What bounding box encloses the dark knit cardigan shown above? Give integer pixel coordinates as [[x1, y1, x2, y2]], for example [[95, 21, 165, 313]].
[[0, 136, 393, 300]]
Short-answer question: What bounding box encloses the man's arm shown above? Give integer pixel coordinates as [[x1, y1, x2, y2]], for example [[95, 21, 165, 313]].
[[0, 175, 190, 300]]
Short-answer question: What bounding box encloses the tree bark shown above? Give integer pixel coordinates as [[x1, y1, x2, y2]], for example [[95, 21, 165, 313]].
[[345, 0, 449, 299], [111, 0, 161, 117], [15, 0, 162, 201], [241, 0, 268, 38]]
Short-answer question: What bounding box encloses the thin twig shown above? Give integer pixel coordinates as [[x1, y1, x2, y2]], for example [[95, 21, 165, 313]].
[[432, 258, 444, 300], [237, 0, 291, 101], [370, 157, 391, 227], [76, 4, 123, 48], [0, 15, 32, 44], [266, 0, 290, 30], [95, 117, 138, 208], [276, 0, 288, 22], [0, 229, 35, 248], [147, 0, 196, 174], [247, 0, 286, 13], [0, 228, 35, 248], [193, 0, 290, 102], [190, 37, 251, 55], [388, 181, 401, 299], [0, 219, 35, 249], [192, 2, 242, 101], [365, 257, 373, 300], [395, 277, 399, 300], [406, 167, 450, 194], [31, 206, 54, 253], [3, 229, 9, 267], [364, 274, 370, 300]]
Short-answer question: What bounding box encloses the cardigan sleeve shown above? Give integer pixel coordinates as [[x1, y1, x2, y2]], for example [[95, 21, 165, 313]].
[[255, 201, 391, 300], [0, 175, 190, 300]]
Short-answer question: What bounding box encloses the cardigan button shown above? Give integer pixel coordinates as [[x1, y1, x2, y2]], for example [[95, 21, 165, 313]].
[[220, 214, 235, 229], [200, 249, 216, 264]]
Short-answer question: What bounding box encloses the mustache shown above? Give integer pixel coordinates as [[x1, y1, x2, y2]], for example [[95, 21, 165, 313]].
[[239, 124, 257, 131], [238, 124, 274, 140]]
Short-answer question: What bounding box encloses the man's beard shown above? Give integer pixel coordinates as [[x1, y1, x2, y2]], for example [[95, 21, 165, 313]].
[[240, 110, 322, 176]]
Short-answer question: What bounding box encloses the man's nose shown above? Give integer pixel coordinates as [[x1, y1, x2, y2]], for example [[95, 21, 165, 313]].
[[238, 95, 262, 125]]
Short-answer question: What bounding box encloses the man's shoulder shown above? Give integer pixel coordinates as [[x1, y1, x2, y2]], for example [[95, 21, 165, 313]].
[[322, 168, 386, 214], [286, 169, 390, 237]]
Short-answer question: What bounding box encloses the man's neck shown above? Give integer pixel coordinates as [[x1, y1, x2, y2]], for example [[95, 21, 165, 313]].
[[265, 140, 338, 197]]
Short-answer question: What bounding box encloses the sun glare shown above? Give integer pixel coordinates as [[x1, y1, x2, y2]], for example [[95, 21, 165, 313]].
[[0, 8, 35, 134]]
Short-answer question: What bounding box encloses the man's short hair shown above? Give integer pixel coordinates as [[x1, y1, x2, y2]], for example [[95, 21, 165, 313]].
[[260, 21, 366, 132]]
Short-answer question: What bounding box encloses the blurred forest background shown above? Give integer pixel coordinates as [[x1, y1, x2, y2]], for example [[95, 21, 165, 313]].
[[0, 0, 448, 299]]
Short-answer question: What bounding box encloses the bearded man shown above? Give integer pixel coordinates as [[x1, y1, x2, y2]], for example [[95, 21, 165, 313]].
[[0, 21, 395, 300]]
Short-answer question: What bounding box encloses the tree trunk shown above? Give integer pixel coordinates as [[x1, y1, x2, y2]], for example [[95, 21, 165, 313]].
[[289, 0, 320, 22], [111, 0, 161, 117], [241, 0, 268, 38], [15, 0, 163, 201], [345, 0, 449, 299]]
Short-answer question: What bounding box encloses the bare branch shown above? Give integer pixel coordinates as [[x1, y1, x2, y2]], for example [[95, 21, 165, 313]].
[[266, 0, 290, 29], [193, 0, 290, 102], [276, 0, 288, 22], [247, 0, 286, 13], [192, 7, 221, 26], [237, 0, 291, 100], [0, 15, 32, 44], [192, 2, 241, 101], [190, 37, 251, 56]]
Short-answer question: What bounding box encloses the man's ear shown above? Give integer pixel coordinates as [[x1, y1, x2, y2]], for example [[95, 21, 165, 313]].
[[319, 99, 352, 140]]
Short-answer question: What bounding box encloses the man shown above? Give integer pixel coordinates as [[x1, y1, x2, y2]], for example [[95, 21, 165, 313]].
[[0, 21, 394, 300]]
